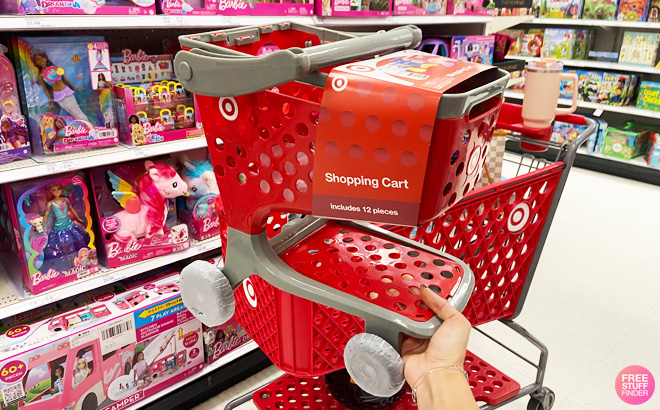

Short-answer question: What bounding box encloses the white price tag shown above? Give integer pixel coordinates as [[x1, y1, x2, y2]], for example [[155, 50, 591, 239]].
[[593, 108, 604, 117], [217, 16, 234, 25], [25, 17, 47, 28], [60, 160, 78, 172], [134, 148, 147, 158], [102, 274, 117, 285], [163, 16, 185, 26], [45, 162, 64, 173], [196, 242, 210, 253]]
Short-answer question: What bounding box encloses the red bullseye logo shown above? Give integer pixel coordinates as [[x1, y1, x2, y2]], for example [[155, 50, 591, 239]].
[[331, 75, 348, 92], [219, 97, 238, 121], [508, 203, 530, 233], [243, 278, 258, 308], [346, 65, 375, 73]]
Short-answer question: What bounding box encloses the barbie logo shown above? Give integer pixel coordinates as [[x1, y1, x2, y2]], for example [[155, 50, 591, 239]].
[[121, 49, 151, 65], [217, 0, 248, 10], [142, 122, 165, 134], [108, 241, 142, 258], [213, 335, 249, 359], [203, 218, 219, 232], [64, 124, 90, 137], [32, 269, 61, 286], [164, 0, 183, 7], [41, 0, 74, 6]]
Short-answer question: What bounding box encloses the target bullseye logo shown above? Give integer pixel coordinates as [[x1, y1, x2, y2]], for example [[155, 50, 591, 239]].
[[508, 203, 530, 233], [332, 75, 348, 92], [467, 146, 482, 175], [219, 97, 238, 121], [346, 65, 375, 73], [243, 278, 258, 308]]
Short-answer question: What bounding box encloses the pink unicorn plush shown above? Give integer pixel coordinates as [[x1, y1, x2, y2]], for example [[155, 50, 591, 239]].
[[108, 160, 189, 242]]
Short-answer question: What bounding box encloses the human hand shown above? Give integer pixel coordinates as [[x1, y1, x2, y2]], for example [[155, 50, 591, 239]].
[[401, 285, 472, 387]]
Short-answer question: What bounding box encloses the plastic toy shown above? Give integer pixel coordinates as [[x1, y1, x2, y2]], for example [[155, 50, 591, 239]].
[[1, 171, 98, 294], [393, 0, 446, 15], [0, 44, 30, 164], [582, 0, 618, 19], [316, 0, 390, 16], [47, 304, 111, 332], [11, 37, 118, 160], [636, 80, 660, 111], [619, 31, 660, 66], [0, 0, 155, 15], [617, 0, 649, 20], [89, 158, 191, 269], [541, 28, 574, 59], [176, 152, 220, 241]]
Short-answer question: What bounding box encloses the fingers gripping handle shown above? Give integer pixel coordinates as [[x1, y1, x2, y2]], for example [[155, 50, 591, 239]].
[[174, 25, 423, 97]]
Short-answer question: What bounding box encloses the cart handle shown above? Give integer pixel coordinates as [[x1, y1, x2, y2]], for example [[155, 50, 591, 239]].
[[174, 25, 423, 97]]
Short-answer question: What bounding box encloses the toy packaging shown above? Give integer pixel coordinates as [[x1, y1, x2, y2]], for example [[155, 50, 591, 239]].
[[0, 171, 97, 295], [560, 69, 578, 100], [586, 117, 608, 153], [157, 0, 216, 14], [175, 150, 220, 242], [646, 131, 660, 166], [446, 0, 533, 15], [393, 0, 446, 15], [520, 29, 544, 57], [616, 0, 649, 20], [649, 0, 660, 20], [315, 0, 389, 16], [11, 37, 118, 161], [551, 121, 587, 143], [571, 29, 592, 59], [601, 126, 650, 159], [0, 0, 155, 15], [582, 0, 618, 19], [577, 70, 603, 103], [499, 29, 524, 56], [89, 158, 191, 269], [537, 0, 582, 17], [588, 51, 618, 61], [619, 31, 660, 66], [0, 271, 205, 410], [541, 28, 574, 59], [623, 73, 640, 105], [111, 50, 204, 147], [202, 318, 250, 364], [445, 35, 495, 65], [0, 44, 30, 165], [597, 72, 629, 106], [221, 0, 312, 15], [636, 80, 660, 111]]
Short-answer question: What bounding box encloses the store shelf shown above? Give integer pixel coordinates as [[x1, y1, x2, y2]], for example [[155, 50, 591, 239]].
[[0, 236, 221, 320], [529, 17, 660, 29], [0, 137, 208, 185], [503, 90, 660, 119], [507, 55, 660, 75]]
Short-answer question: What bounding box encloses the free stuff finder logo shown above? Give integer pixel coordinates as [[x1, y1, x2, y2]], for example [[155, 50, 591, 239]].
[[616, 366, 655, 405]]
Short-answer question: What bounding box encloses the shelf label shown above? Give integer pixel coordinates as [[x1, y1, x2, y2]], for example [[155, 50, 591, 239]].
[[25, 17, 54, 28], [44, 160, 79, 174], [593, 108, 604, 117], [163, 16, 185, 26]]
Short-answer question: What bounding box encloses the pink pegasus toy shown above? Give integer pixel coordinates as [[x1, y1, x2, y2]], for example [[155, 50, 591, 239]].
[[107, 160, 189, 242]]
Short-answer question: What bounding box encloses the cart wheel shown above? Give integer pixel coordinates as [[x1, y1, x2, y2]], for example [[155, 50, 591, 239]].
[[180, 260, 235, 326], [527, 387, 555, 410], [344, 333, 405, 398]]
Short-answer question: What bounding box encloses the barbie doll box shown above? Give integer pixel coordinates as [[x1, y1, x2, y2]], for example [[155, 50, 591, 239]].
[[0, 271, 205, 410], [89, 157, 191, 269], [202, 318, 251, 364], [220, 0, 312, 16], [11, 37, 119, 161], [0, 171, 98, 295], [0, 45, 30, 165], [0, 0, 155, 15], [315, 0, 389, 16]]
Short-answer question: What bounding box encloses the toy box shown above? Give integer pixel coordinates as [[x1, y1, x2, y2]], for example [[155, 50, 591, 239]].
[[202, 318, 251, 364], [572, 29, 592, 59], [586, 117, 608, 153], [623, 73, 640, 105], [175, 150, 220, 242], [0, 0, 155, 15], [157, 0, 216, 14], [537, 0, 582, 17], [551, 121, 587, 143], [0, 171, 98, 295], [0, 272, 204, 410], [646, 131, 660, 166], [499, 29, 524, 56], [541, 28, 574, 59], [446, 0, 532, 15], [588, 51, 618, 61], [315, 0, 388, 16], [0, 44, 30, 165], [597, 72, 629, 106], [619, 31, 660, 66], [446, 35, 495, 65], [11, 37, 118, 161], [636, 80, 660, 111], [417, 37, 450, 56], [577, 70, 603, 103], [649, 0, 660, 20], [582, 0, 618, 19], [560, 69, 578, 99], [111, 50, 204, 147], [617, 0, 649, 20], [601, 126, 650, 159], [221, 0, 312, 15], [89, 157, 191, 269], [520, 29, 544, 57], [393, 0, 445, 15]]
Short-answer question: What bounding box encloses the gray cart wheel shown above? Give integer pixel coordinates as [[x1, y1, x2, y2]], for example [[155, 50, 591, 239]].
[[180, 260, 235, 326], [528, 387, 555, 410], [344, 333, 405, 398]]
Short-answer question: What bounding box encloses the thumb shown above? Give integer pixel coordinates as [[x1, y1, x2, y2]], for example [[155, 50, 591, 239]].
[[420, 286, 465, 323]]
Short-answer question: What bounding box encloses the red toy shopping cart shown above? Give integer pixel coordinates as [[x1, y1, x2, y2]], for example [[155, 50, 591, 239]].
[[174, 21, 509, 400]]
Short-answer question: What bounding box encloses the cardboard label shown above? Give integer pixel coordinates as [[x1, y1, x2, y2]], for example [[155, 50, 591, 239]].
[[313, 50, 494, 225]]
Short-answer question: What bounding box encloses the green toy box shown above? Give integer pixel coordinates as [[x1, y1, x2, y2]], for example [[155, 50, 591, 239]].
[[636, 81, 660, 111], [601, 126, 651, 159]]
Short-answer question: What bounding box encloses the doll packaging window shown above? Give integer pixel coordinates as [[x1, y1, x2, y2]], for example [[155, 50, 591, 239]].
[[0, 44, 30, 165], [445, 0, 532, 15], [0, 171, 98, 295], [175, 149, 220, 241], [89, 157, 191, 269], [315, 0, 389, 16], [111, 50, 204, 147], [11, 37, 119, 161], [0, 0, 155, 15], [221, 0, 312, 15], [0, 271, 204, 410]]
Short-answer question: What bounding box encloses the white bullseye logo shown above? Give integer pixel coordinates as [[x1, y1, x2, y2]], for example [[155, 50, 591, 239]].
[[508, 203, 530, 233], [346, 65, 374, 73], [243, 278, 258, 308], [332, 75, 348, 92], [467, 146, 482, 175], [219, 97, 238, 121]]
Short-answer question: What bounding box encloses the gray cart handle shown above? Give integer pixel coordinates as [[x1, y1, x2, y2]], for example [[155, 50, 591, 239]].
[[174, 25, 423, 97]]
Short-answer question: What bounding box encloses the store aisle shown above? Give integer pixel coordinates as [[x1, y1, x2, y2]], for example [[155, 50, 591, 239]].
[[194, 167, 660, 410]]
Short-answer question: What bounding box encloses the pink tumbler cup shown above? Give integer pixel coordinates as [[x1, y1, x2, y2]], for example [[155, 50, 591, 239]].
[[521, 59, 578, 151]]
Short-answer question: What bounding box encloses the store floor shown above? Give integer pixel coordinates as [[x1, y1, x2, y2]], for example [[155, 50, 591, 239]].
[[194, 166, 660, 410]]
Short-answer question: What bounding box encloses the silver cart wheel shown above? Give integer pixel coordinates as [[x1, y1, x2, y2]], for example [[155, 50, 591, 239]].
[[180, 260, 235, 326], [528, 387, 555, 410], [344, 333, 405, 398]]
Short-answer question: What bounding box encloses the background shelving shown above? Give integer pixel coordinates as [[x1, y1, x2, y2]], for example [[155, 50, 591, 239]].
[[507, 55, 660, 75]]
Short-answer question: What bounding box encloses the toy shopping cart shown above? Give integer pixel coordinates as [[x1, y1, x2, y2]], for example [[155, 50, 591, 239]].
[[174, 21, 509, 398]]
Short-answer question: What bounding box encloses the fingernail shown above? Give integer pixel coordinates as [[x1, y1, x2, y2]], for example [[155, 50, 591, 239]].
[[420, 284, 428, 289]]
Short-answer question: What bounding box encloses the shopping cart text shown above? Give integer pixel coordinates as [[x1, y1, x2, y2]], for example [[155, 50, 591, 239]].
[[325, 173, 410, 189]]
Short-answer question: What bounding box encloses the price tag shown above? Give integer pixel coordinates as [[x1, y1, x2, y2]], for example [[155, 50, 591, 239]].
[[196, 242, 210, 253], [133, 148, 147, 158], [217, 16, 234, 25], [102, 274, 117, 285], [163, 16, 185, 26], [593, 108, 604, 117], [60, 160, 78, 172], [45, 162, 64, 173], [25, 17, 47, 28]]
